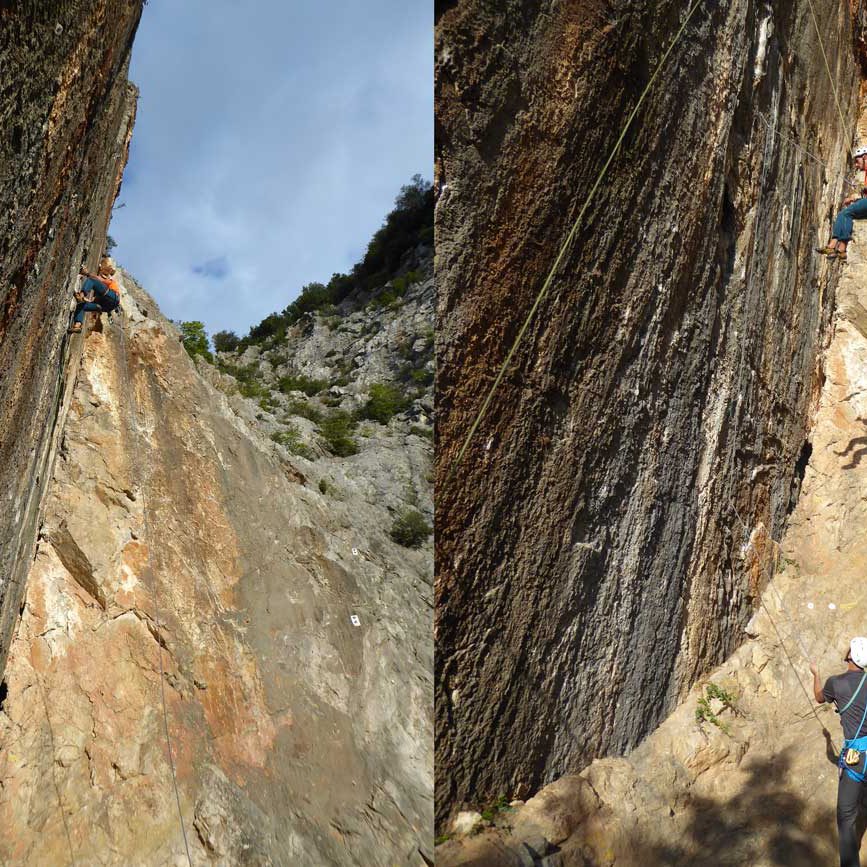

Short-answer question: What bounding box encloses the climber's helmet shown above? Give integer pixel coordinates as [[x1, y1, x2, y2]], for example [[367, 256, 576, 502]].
[[846, 637, 867, 669], [854, 146, 867, 163], [98, 257, 116, 277]]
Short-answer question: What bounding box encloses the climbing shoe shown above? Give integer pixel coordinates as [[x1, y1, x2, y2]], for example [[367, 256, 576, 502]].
[[835, 251, 848, 263], [68, 322, 82, 334], [816, 245, 836, 254]]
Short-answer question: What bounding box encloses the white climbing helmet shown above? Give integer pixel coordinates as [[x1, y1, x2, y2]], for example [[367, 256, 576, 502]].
[[854, 146, 867, 160], [850, 637, 867, 668]]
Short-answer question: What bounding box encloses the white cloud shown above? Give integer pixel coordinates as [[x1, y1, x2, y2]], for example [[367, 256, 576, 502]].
[[110, 0, 432, 336]]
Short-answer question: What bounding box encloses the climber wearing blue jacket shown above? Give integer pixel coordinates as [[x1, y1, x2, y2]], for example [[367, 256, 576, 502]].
[[817, 148, 867, 263], [69, 258, 120, 334], [812, 637, 867, 867]]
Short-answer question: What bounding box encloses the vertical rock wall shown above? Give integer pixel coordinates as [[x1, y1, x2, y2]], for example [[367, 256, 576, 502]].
[[0, 280, 433, 865], [438, 224, 867, 864], [0, 0, 142, 678], [436, 0, 858, 820]]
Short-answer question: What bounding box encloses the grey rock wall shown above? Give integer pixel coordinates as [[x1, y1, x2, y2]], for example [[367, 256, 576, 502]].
[[436, 0, 858, 822], [0, 276, 433, 865]]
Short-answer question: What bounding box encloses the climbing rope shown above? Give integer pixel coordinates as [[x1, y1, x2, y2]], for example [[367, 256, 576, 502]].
[[448, 0, 857, 480], [32, 631, 78, 867], [447, 0, 707, 478], [759, 595, 837, 748], [752, 547, 840, 752], [755, 111, 860, 188], [22, 286, 82, 867], [117, 302, 193, 867], [805, 0, 849, 137]]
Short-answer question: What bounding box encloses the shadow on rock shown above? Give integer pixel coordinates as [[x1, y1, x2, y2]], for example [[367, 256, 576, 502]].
[[834, 434, 867, 469], [627, 750, 838, 867]]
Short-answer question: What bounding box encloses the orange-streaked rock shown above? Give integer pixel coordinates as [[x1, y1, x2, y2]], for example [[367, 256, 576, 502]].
[[0, 276, 432, 865]]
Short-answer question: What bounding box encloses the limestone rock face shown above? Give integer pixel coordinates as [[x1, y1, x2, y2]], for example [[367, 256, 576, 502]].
[[0, 278, 433, 865], [0, 0, 142, 679], [212, 252, 435, 477], [436, 218, 867, 866], [436, 0, 859, 820]]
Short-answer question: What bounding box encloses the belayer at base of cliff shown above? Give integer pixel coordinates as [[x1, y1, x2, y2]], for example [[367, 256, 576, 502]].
[[817, 148, 867, 263], [69, 257, 121, 334], [812, 637, 867, 867]]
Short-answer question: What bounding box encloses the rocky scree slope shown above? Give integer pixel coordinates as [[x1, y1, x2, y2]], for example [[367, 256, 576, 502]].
[[0, 0, 142, 683], [200, 250, 434, 542], [0, 272, 433, 865], [436, 0, 860, 822], [436, 221, 867, 867]]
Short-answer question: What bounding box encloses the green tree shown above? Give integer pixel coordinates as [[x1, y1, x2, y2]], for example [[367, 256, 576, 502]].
[[238, 175, 434, 348], [281, 282, 330, 322], [320, 410, 359, 456], [213, 330, 240, 352], [180, 321, 213, 362], [390, 509, 431, 548], [354, 175, 433, 291]]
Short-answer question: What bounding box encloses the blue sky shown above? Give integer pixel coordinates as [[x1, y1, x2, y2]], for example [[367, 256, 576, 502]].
[[110, 0, 432, 337]]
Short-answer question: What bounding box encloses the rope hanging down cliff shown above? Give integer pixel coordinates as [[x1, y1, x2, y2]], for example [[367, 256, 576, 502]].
[[756, 112, 861, 189], [806, 0, 849, 135], [447, 0, 706, 478], [117, 302, 194, 867], [448, 0, 854, 479], [27, 297, 81, 867]]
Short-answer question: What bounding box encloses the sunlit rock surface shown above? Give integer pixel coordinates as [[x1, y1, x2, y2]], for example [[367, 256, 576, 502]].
[[0, 278, 433, 865]]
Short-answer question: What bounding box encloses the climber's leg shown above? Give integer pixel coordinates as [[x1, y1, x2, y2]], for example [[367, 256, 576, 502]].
[[837, 772, 863, 867], [73, 301, 102, 325], [856, 780, 867, 853], [80, 277, 109, 301], [832, 198, 867, 251]]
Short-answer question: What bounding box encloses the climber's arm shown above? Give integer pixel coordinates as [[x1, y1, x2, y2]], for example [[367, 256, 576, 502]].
[[843, 187, 867, 206], [810, 662, 827, 704]]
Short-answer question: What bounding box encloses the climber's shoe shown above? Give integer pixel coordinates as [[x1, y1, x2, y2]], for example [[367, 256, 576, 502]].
[[837, 251, 848, 263], [816, 245, 837, 254], [68, 322, 82, 334]]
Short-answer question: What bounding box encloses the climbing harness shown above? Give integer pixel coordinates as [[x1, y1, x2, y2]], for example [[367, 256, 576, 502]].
[[117, 299, 194, 867]]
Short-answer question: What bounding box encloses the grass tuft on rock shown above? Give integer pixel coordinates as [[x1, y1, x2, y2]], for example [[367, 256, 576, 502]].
[[271, 426, 316, 460]]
